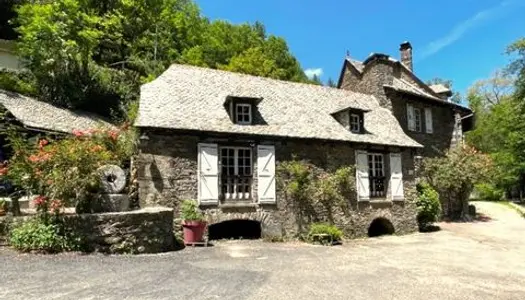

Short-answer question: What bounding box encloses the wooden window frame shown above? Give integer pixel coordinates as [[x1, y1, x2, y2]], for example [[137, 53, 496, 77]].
[[219, 146, 253, 201], [235, 103, 252, 125], [414, 108, 422, 132], [367, 153, 386, 198], [350, 113, 361, 133]]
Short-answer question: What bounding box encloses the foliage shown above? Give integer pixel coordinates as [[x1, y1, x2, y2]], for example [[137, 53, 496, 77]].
[[15, 0, 311, 120], [421, 145, 493, 220], [415, 181, 441, 227], [474, 183, 505, 201], [277, 159, 355, 231], [1, 121, 133, 212], [180, 199, 204, 221], [277, 159, 314, 205], [0, 69, 37, 96], [9, 219, 81, 253], [307, 223, 343, 244]]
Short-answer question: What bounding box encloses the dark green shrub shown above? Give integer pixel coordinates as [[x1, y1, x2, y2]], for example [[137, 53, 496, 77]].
[[9, 219, 80, 253], [474, 183, 505, 201], [416, 182, 442, 228], [307, 223, 343, 244]]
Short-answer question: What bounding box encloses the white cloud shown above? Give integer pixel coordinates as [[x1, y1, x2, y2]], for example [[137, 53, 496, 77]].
[[419, 0, 522, 61], [304, 68, 323, 79]]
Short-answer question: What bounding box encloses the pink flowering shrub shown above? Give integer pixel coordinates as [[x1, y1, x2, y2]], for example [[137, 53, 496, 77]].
[[3, 124, 136, 218]]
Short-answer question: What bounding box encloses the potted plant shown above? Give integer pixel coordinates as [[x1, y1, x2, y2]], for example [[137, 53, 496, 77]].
[[180, 199, 207, 245]]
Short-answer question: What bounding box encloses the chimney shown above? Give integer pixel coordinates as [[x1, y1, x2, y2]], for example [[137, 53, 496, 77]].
[[399, 41, 413, 71]]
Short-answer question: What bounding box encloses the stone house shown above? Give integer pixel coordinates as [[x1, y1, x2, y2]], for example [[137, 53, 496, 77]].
[[135, 64, 424, 239], [338, 42, 473, 157]]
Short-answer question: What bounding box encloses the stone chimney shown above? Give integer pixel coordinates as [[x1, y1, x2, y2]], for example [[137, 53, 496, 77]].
[[399, 41, 413, 71]]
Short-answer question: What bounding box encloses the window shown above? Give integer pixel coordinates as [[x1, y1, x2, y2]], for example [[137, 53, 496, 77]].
[[220, 147, 253, 200], [350, 114, 361, 133], [414, 108, 422, 132], [235, 103, 252, 125], [368, 154, 385, 198], [425, 108, 433, 133]]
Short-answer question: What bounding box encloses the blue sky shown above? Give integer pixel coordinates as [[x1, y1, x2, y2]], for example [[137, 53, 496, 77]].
[[196, 0, 525, 94]]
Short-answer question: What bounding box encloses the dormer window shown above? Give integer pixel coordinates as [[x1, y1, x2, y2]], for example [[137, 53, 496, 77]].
[[350, 113, 361, 133], [235, 103, 252, 125], [224, 96, 263, 125]]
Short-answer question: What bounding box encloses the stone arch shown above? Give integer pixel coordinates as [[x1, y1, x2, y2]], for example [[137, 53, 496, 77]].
[[368, 217, 395, 237], [205, 210, 276, 240]]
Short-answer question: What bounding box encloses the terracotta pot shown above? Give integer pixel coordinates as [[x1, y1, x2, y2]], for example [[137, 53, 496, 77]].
[[182, 220, 207, 245]]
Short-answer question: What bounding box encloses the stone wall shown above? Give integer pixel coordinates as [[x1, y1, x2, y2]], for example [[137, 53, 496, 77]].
[[340, 59, 394, 110], [63, 207, 174, 254], [388, 91, 456, 157], [0, 207, 175, 254], [137, 130, 419, 239]]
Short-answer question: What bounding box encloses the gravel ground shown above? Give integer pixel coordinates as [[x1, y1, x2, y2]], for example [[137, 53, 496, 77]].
[[1, 201, 524, 300]]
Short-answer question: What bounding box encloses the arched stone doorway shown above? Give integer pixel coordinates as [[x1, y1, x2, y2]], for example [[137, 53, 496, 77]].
[[208, 219, 262, 240], [368, 217, 395, 237]]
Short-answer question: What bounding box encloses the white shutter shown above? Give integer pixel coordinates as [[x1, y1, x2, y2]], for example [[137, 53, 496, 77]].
[[355, 151, 370, 201], [425, 108, 433, 133], [198, 143, 219, 205], [257, 145, 276, 204], [389, 153, 404, 201], [407, 104, 415, 131]]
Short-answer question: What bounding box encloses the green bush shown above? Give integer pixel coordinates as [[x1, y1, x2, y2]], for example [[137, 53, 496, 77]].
[[9, 220, 80, 253], [474, 183, 505, 201], [416, 182, 442, 228], [307, 223, 343, 244]]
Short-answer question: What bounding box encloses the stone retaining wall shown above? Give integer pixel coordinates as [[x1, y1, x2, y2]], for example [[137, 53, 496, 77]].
[[0, 207, 175, 254]]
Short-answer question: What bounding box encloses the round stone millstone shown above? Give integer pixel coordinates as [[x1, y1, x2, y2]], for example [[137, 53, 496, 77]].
[[98, 165, 126, 193]]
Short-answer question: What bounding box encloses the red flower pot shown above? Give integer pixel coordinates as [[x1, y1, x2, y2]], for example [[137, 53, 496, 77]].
[[182, 220, 207, 245]]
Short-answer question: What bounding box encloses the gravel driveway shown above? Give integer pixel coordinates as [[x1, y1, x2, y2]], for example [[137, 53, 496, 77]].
[[1, 201, 524, 300]]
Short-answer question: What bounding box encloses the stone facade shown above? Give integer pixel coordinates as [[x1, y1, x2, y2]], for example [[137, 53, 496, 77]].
[[340, 57, 463, 157], [137, 129, 419, 239]]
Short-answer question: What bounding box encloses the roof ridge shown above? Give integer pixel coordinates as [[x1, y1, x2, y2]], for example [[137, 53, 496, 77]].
[[165, 63, 374, 99]]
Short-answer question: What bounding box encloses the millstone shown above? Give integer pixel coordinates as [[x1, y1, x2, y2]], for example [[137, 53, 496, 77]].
[[98, 165, 126, 193]]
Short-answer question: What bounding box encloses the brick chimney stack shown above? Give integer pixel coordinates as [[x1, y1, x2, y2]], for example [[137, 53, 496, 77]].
[[399, 41, 413, 71]]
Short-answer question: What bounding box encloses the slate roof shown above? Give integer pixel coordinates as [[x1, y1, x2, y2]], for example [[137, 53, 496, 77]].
[[0, 89, 113, 134], [386, 78, 442, 101], [429, 84, 451, 95], [136, 64, 422, 148]]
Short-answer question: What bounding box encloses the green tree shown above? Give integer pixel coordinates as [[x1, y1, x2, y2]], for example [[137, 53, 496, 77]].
[[15, 0, 311, 120]]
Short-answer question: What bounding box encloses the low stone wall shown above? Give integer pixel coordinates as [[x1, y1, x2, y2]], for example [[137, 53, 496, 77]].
[[64, 207, 174, 254], [0, 207, 175, 254]]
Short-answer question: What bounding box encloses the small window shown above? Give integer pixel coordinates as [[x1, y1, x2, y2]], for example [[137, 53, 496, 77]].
[[368, 154, 385, 198], [350, 114, 361, 133], [235, 103, 252, 125], [414, 108, 422, 132]]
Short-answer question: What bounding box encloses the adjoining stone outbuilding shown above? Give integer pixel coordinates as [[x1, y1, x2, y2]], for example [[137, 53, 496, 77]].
[[135, 64, 423, 239]]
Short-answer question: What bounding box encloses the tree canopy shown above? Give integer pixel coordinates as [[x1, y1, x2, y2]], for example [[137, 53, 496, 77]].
[[12, 0, 312, 121], [466, 38, 525, 195]]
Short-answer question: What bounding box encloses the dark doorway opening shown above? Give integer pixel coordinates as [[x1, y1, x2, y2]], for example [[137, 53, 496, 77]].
[[208, 219, 262, 240], [368, 217, 395, 237]]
